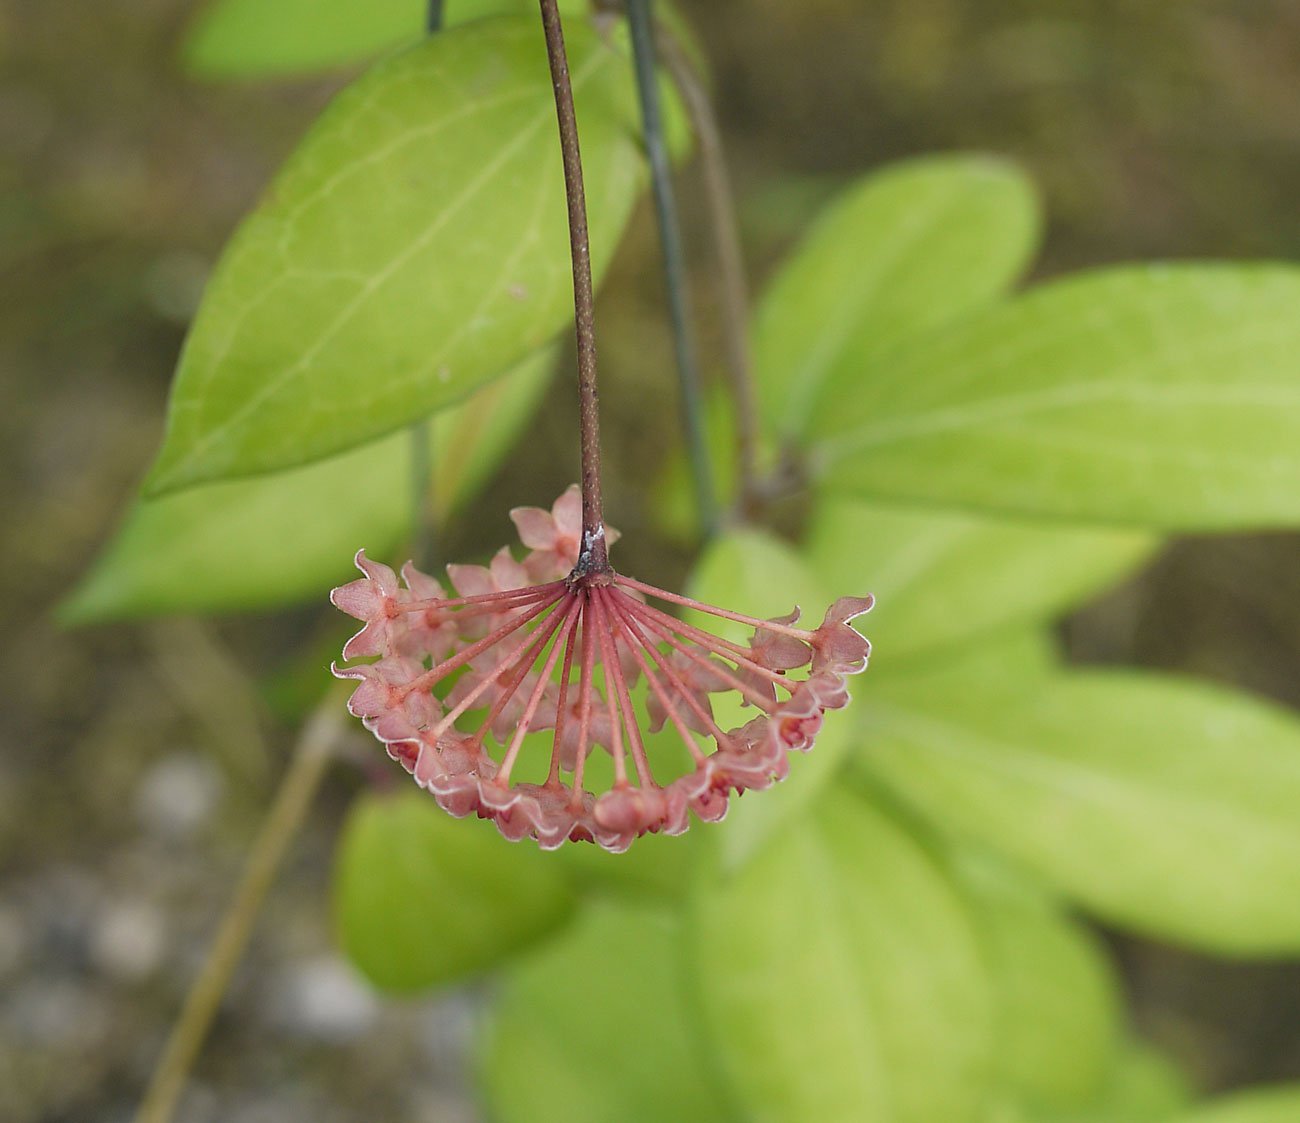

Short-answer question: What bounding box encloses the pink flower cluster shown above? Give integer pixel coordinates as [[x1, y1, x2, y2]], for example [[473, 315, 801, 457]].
[[331, 486, 872, 851]]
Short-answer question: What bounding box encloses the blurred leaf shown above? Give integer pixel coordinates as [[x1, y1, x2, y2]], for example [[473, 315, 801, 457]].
[[872, 630, 1062, 700], [1168, 1087, 1300, 1123], [683, 527, 863, 868], [146, 18, 647, 496], [684, 525, 830, 643], [862, 668, 1300, 953], [333, 790, 575, 993], [424, 348, 560, 519], [60, 350, 553, 622], [986, 1039, 1193, 1123], [830, 619, 1059, 748], [553, 826, 698, 902], [809, 264, 1300, 530], [1057, 1041, 1193, 1122], [258, 620, 355, 722], [753, 154, 1040, 443], [183, 0, 590, 79], [806, 495, 1157, 667], [715, 707, 852, 874], [690, 789, 994, 1123], [651, 385, 739, 544], [481, 900, 738, 1123], [964, 876, 1121, 1112]]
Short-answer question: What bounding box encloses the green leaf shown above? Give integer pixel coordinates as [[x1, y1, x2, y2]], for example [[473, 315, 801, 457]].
[[333, 789, 575, 992], [650, 385, 740, 544], [182, 0, 585, 79], [715, 708, 852, 874], [987, 1040, 1192, 1123], [147, 18, 647, 496], [684, 525, 831, 643], [1071, 1043, 1193, 1123], [1170, 1087, 1300, 1123], [552, 826, 699, 902], [964, 874, 1121, 1112], [809, 264, 1300, 530], [868, 629, 1064, 706], [805, 495, 1157, 667], [690, 789, 994, 1123], [481, 900, 738, 1123], [60, 349, 553, 622], [862, 668, 1300, 953], [753, 154, 1040, 443], [682, 527, 864, 869]]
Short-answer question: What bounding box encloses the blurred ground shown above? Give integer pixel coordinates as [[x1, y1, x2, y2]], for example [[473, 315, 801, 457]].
[[2, 0, 1299, 1119]]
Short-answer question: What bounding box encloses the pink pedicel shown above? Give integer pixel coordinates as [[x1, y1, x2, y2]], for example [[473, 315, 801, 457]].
[[332, 485, 872, 852]]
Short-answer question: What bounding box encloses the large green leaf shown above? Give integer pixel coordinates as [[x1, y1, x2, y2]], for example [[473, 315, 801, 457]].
[[147, 18, 646, 496], [60, 349, 552, 622], [333, 790, 575, 992], [809, 264, 1300, 529], [805, 495, 1157, 668], [987, 1040, 1192, 1123], [690, 789, 994, 1123], [752, 155, 1040, 443], [480, 901, 738, 1123], [862, 667, 1300, 953], [684, 525, 832, 644], [715, 708, 852, 874], [651, 384, 740, 544], [553, 824, 699, 902], [1068, 1043, 1193, 1123], [1170, 1087, 1300, 1123], [684, 528, 861, 868], [183, 0, 585, 79], [963, 871, 1121, 1112]]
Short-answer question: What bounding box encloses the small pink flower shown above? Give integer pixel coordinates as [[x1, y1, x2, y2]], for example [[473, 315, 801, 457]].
[[331, 552, 403, 660], [331, 487, 871, 851], [810, 595, 875, 675], [749, 608, 813, 671], [391, 562, 459, 661]]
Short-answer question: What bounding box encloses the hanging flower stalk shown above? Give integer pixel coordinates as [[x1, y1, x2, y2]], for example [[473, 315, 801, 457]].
[[331, 0, 872, 850]]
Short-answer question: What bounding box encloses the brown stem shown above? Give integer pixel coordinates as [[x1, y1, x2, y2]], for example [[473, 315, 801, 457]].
[[655, 23, 762, 514], [539, 0, 609, 573], [408, 0, 446, 570]]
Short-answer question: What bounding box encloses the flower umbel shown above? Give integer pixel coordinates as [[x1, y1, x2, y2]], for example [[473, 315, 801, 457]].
[[331, 486, 872, 851]]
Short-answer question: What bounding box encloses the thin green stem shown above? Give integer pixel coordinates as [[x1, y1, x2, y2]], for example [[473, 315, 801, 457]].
[[426, 0, 444, 33], [626, 0, 718, 534], [133, 695, 346, 1123]]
